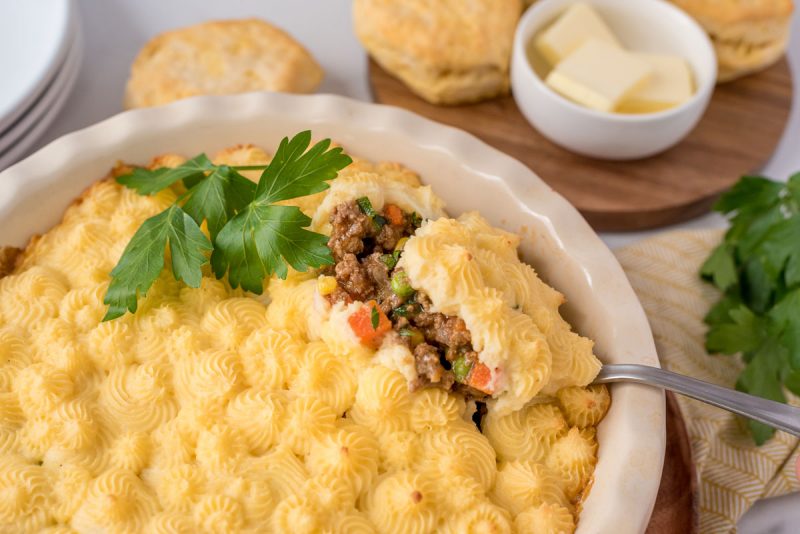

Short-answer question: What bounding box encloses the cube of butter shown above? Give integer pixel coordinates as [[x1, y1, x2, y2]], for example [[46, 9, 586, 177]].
[[618, 54, 695, 113], [545, 39, 652, 112], [536, 3, 621, 66]]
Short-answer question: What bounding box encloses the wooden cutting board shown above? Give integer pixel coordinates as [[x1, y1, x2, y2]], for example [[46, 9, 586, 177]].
[[369, 59, 792, 231], [646, 391, 698, 533]]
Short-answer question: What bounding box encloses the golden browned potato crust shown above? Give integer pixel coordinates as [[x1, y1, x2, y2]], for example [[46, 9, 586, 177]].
[[2, 155, 188, 273], [0, 247, 21, 279]]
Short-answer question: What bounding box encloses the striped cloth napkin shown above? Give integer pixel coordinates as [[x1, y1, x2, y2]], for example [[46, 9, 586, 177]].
[[614, 229, 800, 534]]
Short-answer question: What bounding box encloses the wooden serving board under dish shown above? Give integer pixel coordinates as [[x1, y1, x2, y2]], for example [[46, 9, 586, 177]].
[[369, 59, 793, 231], [646, 391, 698, 533]]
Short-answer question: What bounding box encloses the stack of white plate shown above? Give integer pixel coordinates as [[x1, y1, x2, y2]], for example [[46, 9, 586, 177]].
[[0, 0, 82, 170]]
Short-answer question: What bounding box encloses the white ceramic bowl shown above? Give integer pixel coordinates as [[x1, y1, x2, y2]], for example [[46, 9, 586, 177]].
[[0, 93, 665, 533], [512, 0, 717, 160]]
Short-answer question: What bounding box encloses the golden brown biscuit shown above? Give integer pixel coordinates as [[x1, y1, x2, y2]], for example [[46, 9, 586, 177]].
[[670, 0, 793, 82], [124, 19, 324, 109], [354, 0, 523, 105]]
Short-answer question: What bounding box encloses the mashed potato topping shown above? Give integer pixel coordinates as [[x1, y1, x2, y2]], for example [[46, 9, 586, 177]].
[[0, 144, 609, 533], [401, 213, 601, 414]]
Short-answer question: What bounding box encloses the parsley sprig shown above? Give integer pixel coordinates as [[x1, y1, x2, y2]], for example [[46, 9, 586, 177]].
[[701, 173, 800, 444], [103, 131, 352, 321]]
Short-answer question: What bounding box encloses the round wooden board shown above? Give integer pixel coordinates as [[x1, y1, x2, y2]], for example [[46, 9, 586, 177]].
[[369, 59, 793, 231], [646, 391, 698, 533]]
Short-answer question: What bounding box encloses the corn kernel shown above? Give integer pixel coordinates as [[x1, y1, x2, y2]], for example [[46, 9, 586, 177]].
[[317, 275, 337, 296]]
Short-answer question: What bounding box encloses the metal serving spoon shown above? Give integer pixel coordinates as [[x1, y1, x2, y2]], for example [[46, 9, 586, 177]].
[[595, 364, 800, 437]]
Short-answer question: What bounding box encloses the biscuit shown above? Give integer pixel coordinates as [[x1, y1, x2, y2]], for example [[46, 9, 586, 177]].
[[670, 0, 793, 82], [124, 19, 324, 109], [354, 0, 523, 105]]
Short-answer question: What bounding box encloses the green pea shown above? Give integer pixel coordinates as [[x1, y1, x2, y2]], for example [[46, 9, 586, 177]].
[[391, 271, 415, 297], [452, 356, 472, 382]]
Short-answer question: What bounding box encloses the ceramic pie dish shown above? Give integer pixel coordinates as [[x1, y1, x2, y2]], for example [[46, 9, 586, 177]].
[[0, 92, 665, 533]]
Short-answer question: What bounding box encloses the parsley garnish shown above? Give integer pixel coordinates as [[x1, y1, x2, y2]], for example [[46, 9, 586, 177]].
[[103, 131, 352, 320], [356, 195, 386, 231], [700, 173, 800, 444], [371, 305, 380, 330], [356, 196, 377, 217], [103, 205, 212, 320], [117, 153, 216, 194]]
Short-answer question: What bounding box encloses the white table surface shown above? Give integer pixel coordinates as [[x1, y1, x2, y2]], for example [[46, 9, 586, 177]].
[[23, 0, 800, 531]]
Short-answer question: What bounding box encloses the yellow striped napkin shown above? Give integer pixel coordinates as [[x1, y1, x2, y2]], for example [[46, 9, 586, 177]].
[[614, 229, 800, 534]]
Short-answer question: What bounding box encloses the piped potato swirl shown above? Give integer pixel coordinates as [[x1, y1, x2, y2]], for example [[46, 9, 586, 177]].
[[0, 142, 609, 533]]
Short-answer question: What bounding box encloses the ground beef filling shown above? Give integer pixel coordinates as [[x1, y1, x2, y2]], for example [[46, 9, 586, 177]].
[[326, 199, 487, 398]]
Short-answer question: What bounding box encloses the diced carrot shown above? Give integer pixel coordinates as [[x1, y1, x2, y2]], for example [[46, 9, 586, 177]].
[[348, 300, 392, 348], [384, 203, 405, 226], [468, 362, 495, 395]]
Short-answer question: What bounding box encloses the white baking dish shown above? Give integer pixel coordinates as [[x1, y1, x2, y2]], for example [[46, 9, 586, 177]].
[[0, 92, 665, 533]]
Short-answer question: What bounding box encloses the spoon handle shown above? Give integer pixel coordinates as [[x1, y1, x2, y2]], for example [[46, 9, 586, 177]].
[[595, 364, 800, 437]]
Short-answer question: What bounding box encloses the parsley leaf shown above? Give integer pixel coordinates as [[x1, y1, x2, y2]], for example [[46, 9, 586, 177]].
[[714, 176, 786, 262], [117, 154, 215, 195], [371, 305, 380, 329], [713, 175, 783, 213], [786, 173, 800, 205], [786, 369, 800, 397], [702, 173, 800, 444], [103, 205, 211, 320], [736, 338, 788, 445], [704, 294, 741, 326], [700, 243, 737, 292], [705, 305, 765, 355], [212, 204, 331, 293], [757, 216, 800, 286], [105, 131, 353, 318], [255, 131, 350, 203], [182, 165, 256, 240], [768, 289, 800, 368], [211, 133, 352, 292], [741, 258, 774, 314]]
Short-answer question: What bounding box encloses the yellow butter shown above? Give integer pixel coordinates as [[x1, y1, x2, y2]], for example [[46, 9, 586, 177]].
[[536, 3, 620, 66], [618, 53, 695, 113], [545, 39, 652, 112]]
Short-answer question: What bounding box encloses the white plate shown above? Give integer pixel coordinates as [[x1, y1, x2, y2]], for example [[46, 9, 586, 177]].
[[0, 93, 666, 533], [0, 0, 75, 132], [0, 26, 82, 171], [0, 25, 82, 155]]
